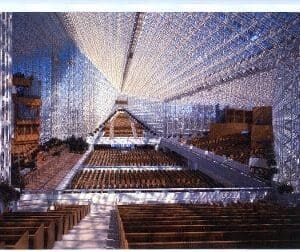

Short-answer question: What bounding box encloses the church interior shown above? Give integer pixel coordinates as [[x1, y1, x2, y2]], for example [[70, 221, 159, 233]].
[[0, 3, 300, 249]]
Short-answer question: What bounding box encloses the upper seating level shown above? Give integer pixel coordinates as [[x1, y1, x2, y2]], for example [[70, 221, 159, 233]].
[[187, 134, 251, 164], [186, 133, 276, 181]]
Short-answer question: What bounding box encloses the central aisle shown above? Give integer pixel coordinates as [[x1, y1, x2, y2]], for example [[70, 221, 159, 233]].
[[53, 204, 119, 249]]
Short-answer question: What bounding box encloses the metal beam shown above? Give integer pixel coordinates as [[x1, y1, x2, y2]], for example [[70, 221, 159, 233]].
[[120, 12, 145, 92]]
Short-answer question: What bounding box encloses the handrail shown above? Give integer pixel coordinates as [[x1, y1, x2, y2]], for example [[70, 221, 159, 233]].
[[160, 138, 266, 187], [81, 165, 183, 170], [20, 186, 273, 200], [61, 187, 272, 194], [164, 138, 251, 174], [18, 197, 92, 206]]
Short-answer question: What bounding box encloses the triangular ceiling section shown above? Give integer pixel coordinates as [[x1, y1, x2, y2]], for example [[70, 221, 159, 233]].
[[58, 12, 137, 91]]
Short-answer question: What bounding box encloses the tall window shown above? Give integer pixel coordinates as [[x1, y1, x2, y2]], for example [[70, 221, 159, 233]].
[[0, 12, 12, 183]]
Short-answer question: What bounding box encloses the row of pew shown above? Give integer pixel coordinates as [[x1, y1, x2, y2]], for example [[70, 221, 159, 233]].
[[187, 134, 276, 180], [117, 202, 300, 249], [103, 111, 145, 137], [104, 112, 133, 137], [0, 204, 90, 249], [113, 112, 139, 137], [68, 169, 221, 189], [187, 134, 251, 164], [85, 147, 183, 166]]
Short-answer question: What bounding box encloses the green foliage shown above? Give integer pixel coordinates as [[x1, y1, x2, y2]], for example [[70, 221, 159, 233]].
[[0, 182, 20, 206], [277, 183, 294, 194], [65, 135, 88, 154], [13, 72, 25, 78], [40, 136, 88, 154], [40, 138, 64, 151], [52, 150, 61, 156], [13, 72, 33, 80], [11, 163, 21, 188]]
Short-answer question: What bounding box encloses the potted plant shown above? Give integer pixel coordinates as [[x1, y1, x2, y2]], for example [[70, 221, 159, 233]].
[[0, 181, 21, 212], [277, 183, 294, 194], [65, 135, 88, 154]]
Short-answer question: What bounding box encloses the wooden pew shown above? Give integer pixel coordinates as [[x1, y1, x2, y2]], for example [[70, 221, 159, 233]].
[[119, 214, 300, 223], [56, 209, 75, 230], [0, 221, 55, 249], [116, 207, 128, 249], [4, 211, 70, 233], [0, 224, 44, 249], [53, 206, 80, 222], [69, 169, 221, 190], [128, 239, 300, 249], [47, 209, 76, 228], [124, 223, 300, 233], [117, 203, 300, 249], [0, 231, 29, 249], [125, 229, 300, 243], [55, 204, 90, 222], [121, 217, 300, 226], [2, 214, 64, 241]]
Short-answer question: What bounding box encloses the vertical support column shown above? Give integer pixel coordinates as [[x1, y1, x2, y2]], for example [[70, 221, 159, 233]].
[[0, 12, 12, 184], [163, 102, 167, 138], [273, 39, 300, 192], [50, 50, 60, 139], [202, 106, 206, 130], [173, 100, 177, 137]]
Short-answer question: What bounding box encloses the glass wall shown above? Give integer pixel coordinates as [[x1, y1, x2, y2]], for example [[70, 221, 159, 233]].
[[273, 39, 300, 192], [127, 96, 215, 137], [13, 13, 118, 142], [0, 12, 12, 183]]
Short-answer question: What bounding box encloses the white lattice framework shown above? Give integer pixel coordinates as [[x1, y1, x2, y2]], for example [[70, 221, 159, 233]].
[[46, 45, 118, 140], [273, 39, 300, 192], [58, 13, 300, 105], [0, 12, 12, 183], [177, 70, 276, 109], [59, 13, 136, 91], [127, 97, 215, 137], [13, 13, 118, 141]]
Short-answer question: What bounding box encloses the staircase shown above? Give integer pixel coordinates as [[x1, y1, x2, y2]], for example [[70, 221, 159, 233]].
[[131, 122, 137, 138], [110, 118, 115, 138], [53, 204, 119, 249]]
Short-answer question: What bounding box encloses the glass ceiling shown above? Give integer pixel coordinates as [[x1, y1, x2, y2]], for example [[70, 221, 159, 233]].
[[12, 12, 300, 107], [58, 12, 300, 104]]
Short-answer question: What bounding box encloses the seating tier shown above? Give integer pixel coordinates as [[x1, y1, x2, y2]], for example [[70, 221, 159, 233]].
[[68, 169, 222, 189], [117, 202, 300, 249]]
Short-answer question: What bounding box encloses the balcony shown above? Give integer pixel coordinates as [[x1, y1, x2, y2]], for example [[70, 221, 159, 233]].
[[13, 133, 40, 143], [16, 119, 40, 126], [13, 76, 33, 87], [13, 95, 42, 107]]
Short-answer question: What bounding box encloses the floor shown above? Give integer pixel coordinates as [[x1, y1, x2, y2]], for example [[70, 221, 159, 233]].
[[53, 204, 119, 249]]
